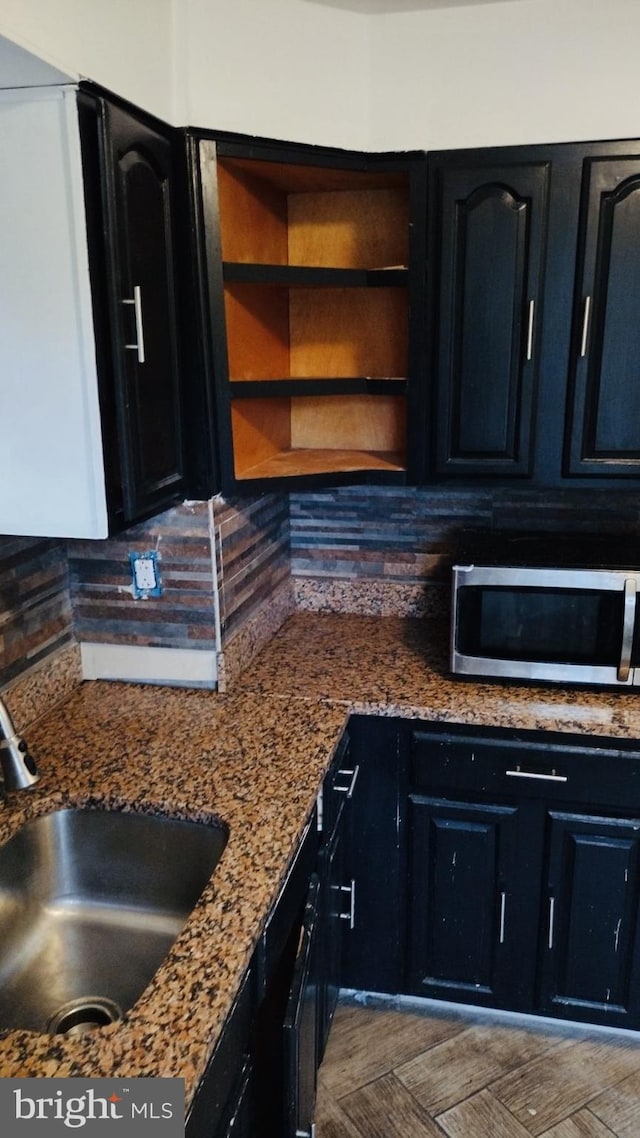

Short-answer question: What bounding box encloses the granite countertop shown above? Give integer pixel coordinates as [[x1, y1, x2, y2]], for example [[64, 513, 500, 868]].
[[3, 611, 640, 1099], [0, 684, 347, 1098], [234, 613, 640, 738]]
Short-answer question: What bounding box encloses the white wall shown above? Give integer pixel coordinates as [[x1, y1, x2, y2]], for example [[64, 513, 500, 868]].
[[0, 0, 369, 146], [0, 0, 175, 122], [181, 0, 369, 148], [368, 0, 640, 151], [2, 0, 639, 163]]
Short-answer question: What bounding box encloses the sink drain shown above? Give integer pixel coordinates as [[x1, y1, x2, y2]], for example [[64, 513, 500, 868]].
[[47, 997, 122, 1036]]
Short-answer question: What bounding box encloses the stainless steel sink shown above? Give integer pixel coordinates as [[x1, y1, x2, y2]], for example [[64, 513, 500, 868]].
[[0, 808, 227, 1035]]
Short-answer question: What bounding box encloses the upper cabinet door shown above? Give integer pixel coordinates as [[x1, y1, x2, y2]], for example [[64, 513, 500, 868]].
[[101, 102, 187, 523], [430, 159, 550, 477], [566, 157, 640, 477]]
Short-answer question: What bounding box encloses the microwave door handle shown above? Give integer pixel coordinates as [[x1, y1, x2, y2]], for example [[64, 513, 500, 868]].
[[618, 578, 637, 682]]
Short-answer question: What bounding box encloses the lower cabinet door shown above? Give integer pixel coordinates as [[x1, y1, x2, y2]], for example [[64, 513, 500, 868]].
[[283, 875, 321, 1138], [538, 810, 640, 1028], [216, 1057, 253, 1138], [318, 817, 347, 1060], [185, 968, 253, 1138], [341, 716, 404, 994], [407, 794, 540, 1010]]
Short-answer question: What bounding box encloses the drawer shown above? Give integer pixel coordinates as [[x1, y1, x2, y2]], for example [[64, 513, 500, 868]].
[[410, 728, 640, 810], [321, 732, 358, 845]]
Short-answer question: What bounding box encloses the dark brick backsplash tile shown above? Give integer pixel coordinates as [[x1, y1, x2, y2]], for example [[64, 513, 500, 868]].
[[0, 536, 72, 686], [7, 482, 640, 685]]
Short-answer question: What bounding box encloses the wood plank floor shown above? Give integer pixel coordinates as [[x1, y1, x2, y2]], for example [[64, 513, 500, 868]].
[[316, 997, 640, 1138]]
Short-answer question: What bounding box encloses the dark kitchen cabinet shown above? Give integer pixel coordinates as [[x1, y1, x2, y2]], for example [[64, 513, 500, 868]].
[[186, 968, 254, 1138], [565, 155, 640, 478], [1, 84, 192, 538], [404, 720, 640, 1029], [187, 729, 369, 1138], [407, 795, 540, 1010], [340, 716, 406, 996], [428, 155, 550, 477], [317, 731, 361, 1057], [283, 875, 321, 1138], [218, 1059, 253, 1137], [187, 717, 640, 1138], [189, 132, 427, 493], [318, 818, 347, 1058], [538, 810, 640, 1028], [79, 87, 189, 530], [428, 139, 640, 487], [187, 817, 320, 1138]]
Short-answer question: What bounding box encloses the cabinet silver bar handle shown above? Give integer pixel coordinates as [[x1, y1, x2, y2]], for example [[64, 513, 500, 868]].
[[526, 299, 535, 361], [548, 897, 556, 950], [618, 578, 637, 683], [123, 284, 146, 363], [296, 1126, 316, 1138], [580, 295, 592, 358], [339, 880, 356, 929], [506, 768, 568, 783], [499, 891, 507, 945], [334, 765, 360, 798]]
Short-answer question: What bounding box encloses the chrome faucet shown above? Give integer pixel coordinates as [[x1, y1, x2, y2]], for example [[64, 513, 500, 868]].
[[0, 696, 39, 793]]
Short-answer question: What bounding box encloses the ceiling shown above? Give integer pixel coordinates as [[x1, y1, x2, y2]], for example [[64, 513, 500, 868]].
[[300, 0, 527, 12]]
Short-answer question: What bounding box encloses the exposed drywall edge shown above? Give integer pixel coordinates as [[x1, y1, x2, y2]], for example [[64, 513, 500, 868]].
[[80, 643, 218, 688]]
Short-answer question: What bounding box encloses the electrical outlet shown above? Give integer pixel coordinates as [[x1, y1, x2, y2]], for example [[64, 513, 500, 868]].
[[129, 551, 162, 598]]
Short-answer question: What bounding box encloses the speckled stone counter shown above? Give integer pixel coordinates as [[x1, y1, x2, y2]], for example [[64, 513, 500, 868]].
[[3, 611, 640, 1103], [233, 613, 640, 738], [0, 684, 347, 1100]]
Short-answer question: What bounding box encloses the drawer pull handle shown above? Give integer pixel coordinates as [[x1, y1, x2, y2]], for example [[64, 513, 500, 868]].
[[334, 765, 360, 798], [548, 896, 556, 950], [506, 767, 568, 783], [123, 284, 146, 364], [499, 891, 507, 945], [580, 294, 592, 358], [618, 578, 637, 683], [526, 298, 535, 361], [339, 880, 356, 929]]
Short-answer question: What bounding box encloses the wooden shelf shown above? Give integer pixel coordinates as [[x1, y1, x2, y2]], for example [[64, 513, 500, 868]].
[[231, 394, 407, 480], [217, 157, 410, 269], [234, 448, 406, 481], [222, 263, 408, 287], [212, 148, 414, 488], [229, 378, 407, 398], [225, 285, 408, 381]]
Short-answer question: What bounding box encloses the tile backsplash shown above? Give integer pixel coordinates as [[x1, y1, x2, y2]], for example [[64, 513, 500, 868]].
[[289, 484, 640, 618], [0, 537, 73, 687], [67, 501, 218, 654], [1, 493, 292, 693], [215, 493, 291, 642], [3, 483, 640, 693]]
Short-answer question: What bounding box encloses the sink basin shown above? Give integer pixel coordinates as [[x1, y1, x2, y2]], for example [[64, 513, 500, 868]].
[[0, 808, 227, 1035]]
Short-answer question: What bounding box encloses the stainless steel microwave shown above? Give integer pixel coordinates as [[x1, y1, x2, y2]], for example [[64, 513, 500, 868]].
[[450, 533, 640, 688]]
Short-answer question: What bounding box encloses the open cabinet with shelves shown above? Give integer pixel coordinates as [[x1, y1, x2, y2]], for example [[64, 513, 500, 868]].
[[194, 137, 425, 490]]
